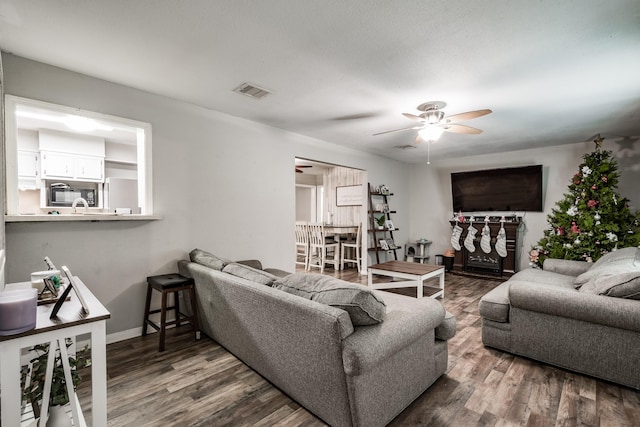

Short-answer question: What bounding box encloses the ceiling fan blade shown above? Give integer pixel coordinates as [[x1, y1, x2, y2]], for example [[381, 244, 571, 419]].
[[373, 125, 421, 136], [295, 168, 303, 173], [443, 124, 483, 134], [402, 113, 423, 122], [296, 165, 312, 168], [444, 109, 492, 123]]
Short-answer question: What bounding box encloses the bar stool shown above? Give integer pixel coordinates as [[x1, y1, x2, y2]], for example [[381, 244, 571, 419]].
[[142, 273, 200, 351]]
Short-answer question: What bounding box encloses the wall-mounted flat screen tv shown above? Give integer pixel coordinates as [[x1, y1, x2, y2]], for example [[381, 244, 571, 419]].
[[451, 165, 543, 212]]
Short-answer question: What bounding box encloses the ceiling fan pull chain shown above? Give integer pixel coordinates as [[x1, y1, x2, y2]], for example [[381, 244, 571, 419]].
[[427, 140, 431, 165]]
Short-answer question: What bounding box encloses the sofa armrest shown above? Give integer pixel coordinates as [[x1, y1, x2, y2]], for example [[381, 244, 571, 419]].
[[509, 281, 640, 333], [342, 297, 445, 376], [542, 258, 591, 276]]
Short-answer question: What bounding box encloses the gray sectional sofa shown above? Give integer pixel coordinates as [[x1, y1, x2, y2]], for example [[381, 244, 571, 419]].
[[479, 246, 640, 389], [177, 249, 456, 427]]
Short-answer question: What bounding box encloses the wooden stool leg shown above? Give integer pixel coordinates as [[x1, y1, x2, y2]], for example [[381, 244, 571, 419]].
[[174, 290, 181, 327], [159, 291, 168, 352], [189, 285, 200, 340], [142, 283, 152, 336]]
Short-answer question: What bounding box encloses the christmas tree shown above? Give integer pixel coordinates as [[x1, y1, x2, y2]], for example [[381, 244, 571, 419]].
[[529, 136, 640, 268]]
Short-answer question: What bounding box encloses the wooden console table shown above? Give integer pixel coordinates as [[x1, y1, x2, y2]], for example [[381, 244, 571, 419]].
[[0, 277, 110, 426]]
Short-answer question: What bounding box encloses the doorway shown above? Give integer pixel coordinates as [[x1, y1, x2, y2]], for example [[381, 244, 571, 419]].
[[294, 158, 368, 274]]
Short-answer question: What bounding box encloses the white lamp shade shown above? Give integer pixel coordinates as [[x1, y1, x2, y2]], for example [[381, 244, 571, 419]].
[[418, 126, 445, 141]]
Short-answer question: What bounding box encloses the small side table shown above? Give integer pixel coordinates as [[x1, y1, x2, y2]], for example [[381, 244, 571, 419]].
[[142, 274, 200, 351]]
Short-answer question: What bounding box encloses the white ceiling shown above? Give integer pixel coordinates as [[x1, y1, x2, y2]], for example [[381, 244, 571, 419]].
[[1, 0, 639, 163]]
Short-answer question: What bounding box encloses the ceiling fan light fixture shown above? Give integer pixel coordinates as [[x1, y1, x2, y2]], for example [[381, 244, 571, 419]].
[[418, 125, 445, 142]]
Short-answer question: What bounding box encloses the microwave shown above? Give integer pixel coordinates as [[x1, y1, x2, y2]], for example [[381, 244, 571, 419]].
[[50, 185, 97, 207]]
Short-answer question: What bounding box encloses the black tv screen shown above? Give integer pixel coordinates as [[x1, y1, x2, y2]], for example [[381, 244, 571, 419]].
[[451, 165, 543, 212]]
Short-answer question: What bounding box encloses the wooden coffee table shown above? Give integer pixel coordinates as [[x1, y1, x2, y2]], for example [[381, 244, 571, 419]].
[[368, 261, 445, 299]]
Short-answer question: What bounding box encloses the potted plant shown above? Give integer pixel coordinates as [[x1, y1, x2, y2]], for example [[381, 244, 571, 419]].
[[376, 215, 386, 230], [23, 339, 90, 425]]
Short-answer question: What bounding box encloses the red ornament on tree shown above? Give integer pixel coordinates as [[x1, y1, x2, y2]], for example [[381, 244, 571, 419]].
[[571, 221, 581, 234]]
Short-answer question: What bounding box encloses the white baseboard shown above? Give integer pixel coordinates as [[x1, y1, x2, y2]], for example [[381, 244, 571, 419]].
[[106, 327, 153, 345]]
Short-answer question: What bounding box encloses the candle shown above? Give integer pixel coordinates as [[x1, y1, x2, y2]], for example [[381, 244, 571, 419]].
[[0, 288, 38, 335]]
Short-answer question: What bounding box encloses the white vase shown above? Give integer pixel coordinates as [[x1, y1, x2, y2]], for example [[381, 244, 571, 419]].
[[46, 405, 72, 427]]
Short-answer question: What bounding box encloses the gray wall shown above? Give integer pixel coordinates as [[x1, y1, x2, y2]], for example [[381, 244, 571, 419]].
[[2, 54, 410, 339]]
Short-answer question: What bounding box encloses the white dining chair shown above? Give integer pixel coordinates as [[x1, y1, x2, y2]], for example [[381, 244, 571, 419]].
[[307, 223, 340, 273], [340, 223, 362, 273], [295, 221, 310, 270]]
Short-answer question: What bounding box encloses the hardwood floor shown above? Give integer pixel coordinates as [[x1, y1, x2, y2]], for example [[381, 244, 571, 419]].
[[77, 267, 640, 426]]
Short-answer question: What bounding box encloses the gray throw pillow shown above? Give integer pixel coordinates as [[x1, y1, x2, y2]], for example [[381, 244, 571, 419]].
[[578, 265, 640, 300], [189, 248, 230, 271], [222, 262, 278, 286], [574, 247, 639, 289], [272, 273, 386, 325]]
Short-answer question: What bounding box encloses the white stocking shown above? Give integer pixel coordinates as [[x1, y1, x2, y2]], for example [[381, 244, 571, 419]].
[[496, 226, 507, 257], [464, 224, 477, 253], [451, 224, 463, 251], [480, 224, 492, 254]]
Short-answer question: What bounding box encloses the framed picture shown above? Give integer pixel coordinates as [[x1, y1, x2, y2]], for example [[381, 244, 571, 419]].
[[382, 203, 390, 213], [379, 239, 390, 250], [386, 238, 398, 249], [336, 185, 363, 206], [385, 219, 395, 230]]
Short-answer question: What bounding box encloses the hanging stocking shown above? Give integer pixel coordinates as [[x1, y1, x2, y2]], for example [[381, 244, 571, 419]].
[[464, 223, 477, 253], [495, 225, 507, 257], [480, 224, 492, 253], [451, 224, 463, 251]]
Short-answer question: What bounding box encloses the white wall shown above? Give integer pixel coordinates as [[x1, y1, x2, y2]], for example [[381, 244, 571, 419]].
[[2, 54, 410, 336], [409, 139, 640, 271]]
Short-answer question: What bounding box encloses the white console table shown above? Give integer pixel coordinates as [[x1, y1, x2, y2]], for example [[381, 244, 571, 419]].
[[0, 277, 110, 426]]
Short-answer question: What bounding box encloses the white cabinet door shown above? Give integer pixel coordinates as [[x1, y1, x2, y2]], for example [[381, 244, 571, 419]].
[[18, 151, 39, 178], [75, 155, 103, 181], [41, 151, 74, 179]]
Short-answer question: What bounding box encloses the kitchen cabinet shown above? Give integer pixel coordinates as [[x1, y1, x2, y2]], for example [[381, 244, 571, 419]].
[[17, 150, 40, 189], [41, 151, 104, 182], [76, 155, 104, 181], [41, 151, 74, 179], [18, 151, 39, 177]]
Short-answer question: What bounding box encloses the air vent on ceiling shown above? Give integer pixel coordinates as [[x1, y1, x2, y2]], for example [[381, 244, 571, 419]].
[[233, 82, 272, 100], [394, 144, 417, 150]]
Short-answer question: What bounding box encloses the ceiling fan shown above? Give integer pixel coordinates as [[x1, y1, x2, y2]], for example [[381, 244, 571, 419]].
[[373, 101, 492, 143], [295, 165, 312, 173]]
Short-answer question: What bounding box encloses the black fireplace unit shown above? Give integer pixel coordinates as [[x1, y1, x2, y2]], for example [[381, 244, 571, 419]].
[[463, 248, 503, 276]]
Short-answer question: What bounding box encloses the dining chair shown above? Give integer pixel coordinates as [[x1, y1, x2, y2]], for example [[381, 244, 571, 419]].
[[307, 223, 340, 273], [295, 221, 310, 270], [340, 223, 362, 273]]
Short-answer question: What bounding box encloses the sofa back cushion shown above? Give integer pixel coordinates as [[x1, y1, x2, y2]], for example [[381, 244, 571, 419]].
[[273, 273, 386, 325], [189, 248, 230, 271], [574, 247, 639, 289], [222, 262, 278, 286], [576, 247, 640, 299]]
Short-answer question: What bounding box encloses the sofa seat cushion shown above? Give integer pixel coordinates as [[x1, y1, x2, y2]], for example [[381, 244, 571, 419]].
[[189, 248, 230, 271], [222, 262, 279, 286], [435, 310, 457, 340], [273, 273, 386, 325], [511, 268, 576, 288], [479, 281, 511, 322]]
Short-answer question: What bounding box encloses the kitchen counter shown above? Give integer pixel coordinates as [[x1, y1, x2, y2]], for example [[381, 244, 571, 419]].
[[4, 214, 161, 222]]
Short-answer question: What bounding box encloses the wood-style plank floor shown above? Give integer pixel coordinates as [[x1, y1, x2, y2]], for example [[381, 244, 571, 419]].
[[76, 267, 640, 426]]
